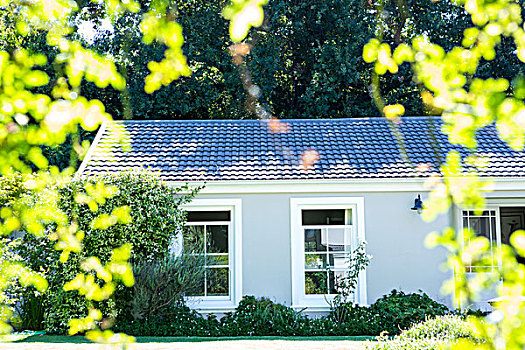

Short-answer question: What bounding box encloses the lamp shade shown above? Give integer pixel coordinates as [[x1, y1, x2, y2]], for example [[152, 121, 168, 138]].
[[411, 195, 424, 214]]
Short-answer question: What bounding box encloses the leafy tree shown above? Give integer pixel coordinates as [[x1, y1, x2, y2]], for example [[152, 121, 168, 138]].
[[7, 0, 525, 126]]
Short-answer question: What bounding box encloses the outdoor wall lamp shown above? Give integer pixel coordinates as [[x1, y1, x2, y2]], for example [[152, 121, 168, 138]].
[[411, 194, 424, 214]]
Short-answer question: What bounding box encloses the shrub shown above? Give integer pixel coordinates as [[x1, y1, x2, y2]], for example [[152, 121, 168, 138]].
[[401, 315, 483, 342], [370, 290, 449, 335], [18, 293, 45, 331], [367, 315, 485, 350], [326, 302, 381, 336], [130, 252, 205, 320], [219, 296, 310, 336], [115, 300, 218, 337], [113, 291, 451, 337], [13, 172, 198, 333]]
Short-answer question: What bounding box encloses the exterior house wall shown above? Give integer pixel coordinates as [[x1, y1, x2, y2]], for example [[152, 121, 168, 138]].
[[193, 189, 453, 309]]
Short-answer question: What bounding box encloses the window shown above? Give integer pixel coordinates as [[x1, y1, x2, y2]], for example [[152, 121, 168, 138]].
[[290, 197, 366, 310], [461, 210, 499, 272], [460, 205, 525, 272], [180, 199, 242, 311], [184, 211, 231, 296], [303, 209, 352, 295]]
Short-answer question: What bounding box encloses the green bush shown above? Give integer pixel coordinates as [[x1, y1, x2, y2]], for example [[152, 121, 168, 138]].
[[219, 296, 310, 336], [401, 315, 483, 342], [130, 253, 205, 320], [325, 302, 382, 336], [370, 290, 449, 335], [13, 172, 197, 333], [115, 300, 219, 337], [367, 315, 485, 350], [114, 291, 451, 337], [18, 293, 45, 331]]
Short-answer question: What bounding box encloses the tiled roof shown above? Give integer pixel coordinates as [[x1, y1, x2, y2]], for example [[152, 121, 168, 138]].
[[78, 117, 525, 181]]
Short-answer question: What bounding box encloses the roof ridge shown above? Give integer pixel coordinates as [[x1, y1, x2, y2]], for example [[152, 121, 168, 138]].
[[105, 116, 442, 124]]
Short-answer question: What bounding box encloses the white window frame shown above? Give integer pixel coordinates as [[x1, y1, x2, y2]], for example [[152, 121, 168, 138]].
[[182, 198, 242, 312], [456, 199, 525, 273], [458, 207, 502, 272], [290, 197, 367, 311]]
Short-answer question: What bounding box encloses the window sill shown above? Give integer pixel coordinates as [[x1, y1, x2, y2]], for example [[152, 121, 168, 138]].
[[185, 297, 238, 313]]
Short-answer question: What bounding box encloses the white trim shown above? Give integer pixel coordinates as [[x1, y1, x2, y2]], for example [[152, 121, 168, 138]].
[[166, 177, 525, 194], [181, 198, 242, 311], [290, 197, 367, 311], [76, 121, 108, 177]]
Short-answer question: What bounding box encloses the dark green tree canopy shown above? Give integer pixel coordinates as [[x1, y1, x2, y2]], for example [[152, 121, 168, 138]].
[[4, 0, 523, 123]]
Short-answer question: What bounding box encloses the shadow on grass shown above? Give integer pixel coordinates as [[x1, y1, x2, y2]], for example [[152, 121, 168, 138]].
[[14, 335, 376, 343]]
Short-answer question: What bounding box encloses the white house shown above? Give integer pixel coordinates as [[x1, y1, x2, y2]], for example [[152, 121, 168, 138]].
[[77, 117, 525, 312]]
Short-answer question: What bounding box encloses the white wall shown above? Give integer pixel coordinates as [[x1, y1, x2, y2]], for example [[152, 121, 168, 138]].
[[193, 189, 453, 309]]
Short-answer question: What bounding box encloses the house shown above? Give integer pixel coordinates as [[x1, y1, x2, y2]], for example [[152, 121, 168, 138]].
[[77, 117, 525, 312]]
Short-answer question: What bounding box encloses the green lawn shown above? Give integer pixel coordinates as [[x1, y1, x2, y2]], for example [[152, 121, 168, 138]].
[[6, 334, 375, 343], [1, 334, 375, 350]]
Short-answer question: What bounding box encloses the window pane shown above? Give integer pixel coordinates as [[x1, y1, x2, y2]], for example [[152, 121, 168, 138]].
[[302, 209, 345, 225], [469, 217, 494, 241], [469, 266, 495, 273], [305, 254, 327, 269], [304, 229, 326, 252], [326, 228, 346, 252], [207, 254, 228, 266], [207, 225, 229, 253], [329, 270, 346, 294], [464, 213, 498, 271], [207, 268, 229, 296], [183, 225, 204, 253], [189, 269, 205, 296], [328, 253, 348, 269], [187, 211, 230, 222], [305, 271, 328, 295], [168, 234, 183, 257], [467, 210, 494, 216]]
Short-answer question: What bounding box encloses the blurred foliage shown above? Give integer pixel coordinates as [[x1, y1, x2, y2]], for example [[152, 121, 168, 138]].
[[368, 315, 485, 350], [1, 0, 525, 347], [364, 0, 525, 348], [0, 0, 193, 342]]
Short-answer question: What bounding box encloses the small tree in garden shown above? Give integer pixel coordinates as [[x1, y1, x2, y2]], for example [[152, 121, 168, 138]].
[[329, 242, 371, 324]]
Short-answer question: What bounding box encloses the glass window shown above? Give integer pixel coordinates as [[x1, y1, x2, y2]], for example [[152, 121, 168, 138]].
[[302, 209, 346, 225], [462, 210, 498, 272], [187, 210, 231, 222], [183, 211, 230, 297], [302, 209, 352, 295]]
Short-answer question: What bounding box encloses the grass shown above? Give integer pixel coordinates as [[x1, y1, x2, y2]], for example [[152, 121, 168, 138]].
[[6, 335, 374, 343], [0, 331, 45, 343]]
